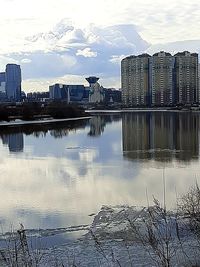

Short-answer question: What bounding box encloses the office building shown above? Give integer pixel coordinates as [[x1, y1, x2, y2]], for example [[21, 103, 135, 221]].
[[150, 51, 175, 106], [26, 91, 49, 102], [198, 64, 200, 102], [0, 72, 6, 100], [49, 84, 62, 99], [0, 72, 6, 92], [49, 84, 88, 103], [174, 51, 198, 105], [121, 54, 150, 106], [68, 85, 86, 102], [5, 64, 22, 101], [104, 88, 122, 103], [49, 84, 69, 100]]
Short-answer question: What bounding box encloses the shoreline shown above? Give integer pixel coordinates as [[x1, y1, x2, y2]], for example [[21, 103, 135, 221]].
[[0, 116, 91, 128], [85, 109, 200, 113], [0, 204, 199, 266]]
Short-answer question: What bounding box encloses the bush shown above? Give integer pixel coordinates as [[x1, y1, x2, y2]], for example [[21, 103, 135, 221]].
[[178, 183, 200, 238], [47, 103, 85, 119], [0, 107, 9, 121]]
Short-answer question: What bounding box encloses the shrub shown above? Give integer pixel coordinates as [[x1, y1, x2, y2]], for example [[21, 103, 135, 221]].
[[178, 183, 200, 238]]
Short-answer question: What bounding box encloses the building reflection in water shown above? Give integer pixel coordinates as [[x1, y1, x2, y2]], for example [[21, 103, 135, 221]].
[[1, 133, 24, 152], [0, 119, 89, 153], [122, 112, 199, 162], [88, 116, 106, 136], [88, 115, 121, 137]]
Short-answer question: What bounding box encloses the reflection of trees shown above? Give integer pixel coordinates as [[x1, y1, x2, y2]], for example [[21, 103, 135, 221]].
[[88, 115, 121, 137], [0, 119, 89, 151], [32, 131, 47, 138], [122, 112, 199, 163], [49, 129, 69, 138]]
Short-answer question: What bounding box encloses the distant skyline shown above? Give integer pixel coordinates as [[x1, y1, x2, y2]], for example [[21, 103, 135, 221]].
[[0, 0, 199, 92]]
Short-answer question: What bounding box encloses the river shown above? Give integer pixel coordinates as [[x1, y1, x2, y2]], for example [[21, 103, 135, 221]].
[[0, 112, 199, 244]]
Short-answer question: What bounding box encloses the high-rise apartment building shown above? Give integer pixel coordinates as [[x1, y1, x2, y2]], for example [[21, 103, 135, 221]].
[[150, 51, 175, 106], [174, 51, 198, 105], [121, 54, 151, 106], [5, 64, 22, 101], [121, 51, 199, 107], [199, 64, 200, 101]]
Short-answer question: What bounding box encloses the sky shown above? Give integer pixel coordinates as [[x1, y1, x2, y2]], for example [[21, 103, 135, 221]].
[[0, 0, 200, 92]]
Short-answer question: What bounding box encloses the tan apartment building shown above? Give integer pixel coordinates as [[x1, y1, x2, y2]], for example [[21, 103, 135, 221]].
[[150, 51, 175, 106], [121, 51, 199, 107], [174, 51, 198, 105], [121, 54, 150, 106]]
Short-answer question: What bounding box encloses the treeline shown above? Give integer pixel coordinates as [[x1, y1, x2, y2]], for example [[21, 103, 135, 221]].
[[0, 102, 86, 121], [0, 119, 88, 138]]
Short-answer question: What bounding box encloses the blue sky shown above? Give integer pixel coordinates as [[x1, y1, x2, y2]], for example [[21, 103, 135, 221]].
[[0, 0, 199, 91]]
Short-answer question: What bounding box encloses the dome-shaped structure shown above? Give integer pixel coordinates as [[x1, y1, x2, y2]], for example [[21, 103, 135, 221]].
[[85, 76, 99, 87]]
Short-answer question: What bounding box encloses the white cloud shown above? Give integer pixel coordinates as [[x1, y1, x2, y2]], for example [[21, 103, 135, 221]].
[[79, 149, 99, 162], [59, 54, 77, 67], [0, 130, 200, 228], [22, 75, 88, 92], [21, 74, 121, 92], [0, 0, 199, 90], [109, 55, 126, 65], [76, 48, 97, 58], [3, 22, 147, 91], [147, 40, 200, 55], [21, 58, 32, 64], [0, 0, 199, 50], [0, 55, 18, 71]]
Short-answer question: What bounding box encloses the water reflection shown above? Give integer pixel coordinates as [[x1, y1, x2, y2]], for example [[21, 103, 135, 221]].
[[88, 115, 121, 136], [1, 133, 24, 152], [0, 120, 89, 153], [122, 112, 199, 162], [0, 113, 199, 238]]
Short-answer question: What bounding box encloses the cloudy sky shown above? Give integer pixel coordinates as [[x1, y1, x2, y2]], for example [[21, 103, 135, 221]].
[[0, 0, 200, 92]]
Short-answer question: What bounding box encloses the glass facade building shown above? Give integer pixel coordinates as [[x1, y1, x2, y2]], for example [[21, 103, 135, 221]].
[[49, 84, 86, 103], [5, 64, 22, 101]]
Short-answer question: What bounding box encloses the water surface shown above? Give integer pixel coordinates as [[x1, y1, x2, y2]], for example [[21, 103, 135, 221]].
[[0, 112, 199, 236]]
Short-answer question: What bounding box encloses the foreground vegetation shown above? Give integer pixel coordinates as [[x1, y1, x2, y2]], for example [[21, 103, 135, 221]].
[[0, 102, 86, 122], [0, 184, 200, 266]]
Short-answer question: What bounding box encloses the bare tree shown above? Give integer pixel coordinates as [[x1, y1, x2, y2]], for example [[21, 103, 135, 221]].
[[178, 182, 200, 238]]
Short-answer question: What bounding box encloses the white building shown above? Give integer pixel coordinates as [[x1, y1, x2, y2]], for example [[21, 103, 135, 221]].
[[89, 82, 104, 103]]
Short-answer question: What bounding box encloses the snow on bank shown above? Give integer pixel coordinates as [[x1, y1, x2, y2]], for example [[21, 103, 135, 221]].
[[0, 205, 200, 266], [0, 116, 91, 127]]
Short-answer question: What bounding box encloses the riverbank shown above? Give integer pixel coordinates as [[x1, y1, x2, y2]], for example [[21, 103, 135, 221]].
[[86, 108, 200, 113], [0, 116, 91, 128], [0, 102, 86, 122], [0, 204, 199, 267]]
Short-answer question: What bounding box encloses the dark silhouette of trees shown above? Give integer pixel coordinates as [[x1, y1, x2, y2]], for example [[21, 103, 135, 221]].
[[0, 102, 86, 122]]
